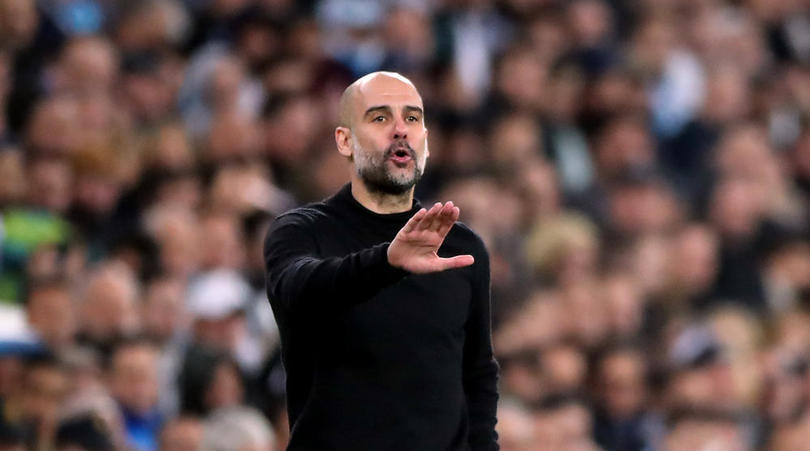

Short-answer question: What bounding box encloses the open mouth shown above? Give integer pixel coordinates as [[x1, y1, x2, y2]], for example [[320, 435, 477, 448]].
[[389, 147, 413, 164]]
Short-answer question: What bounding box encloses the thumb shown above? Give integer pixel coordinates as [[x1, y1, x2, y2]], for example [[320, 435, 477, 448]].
[[437, 254, 475, 271]]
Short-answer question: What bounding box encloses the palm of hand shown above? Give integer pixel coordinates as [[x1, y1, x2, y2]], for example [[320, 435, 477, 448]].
[[388, 202, 474, 274]]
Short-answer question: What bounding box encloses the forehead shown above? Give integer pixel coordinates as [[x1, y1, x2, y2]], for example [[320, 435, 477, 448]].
[[354, 76, 423, 112]]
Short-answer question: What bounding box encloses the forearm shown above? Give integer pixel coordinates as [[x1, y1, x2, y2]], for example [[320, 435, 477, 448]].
[[267, 242, 406, 312], [264, 216, 407, 313]]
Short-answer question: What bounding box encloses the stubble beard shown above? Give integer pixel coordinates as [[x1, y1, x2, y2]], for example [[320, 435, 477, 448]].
[[353, 139, 424, 195]]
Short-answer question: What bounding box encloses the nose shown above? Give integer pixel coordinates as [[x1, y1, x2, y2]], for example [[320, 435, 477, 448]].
[[392, 118, 408, 140]]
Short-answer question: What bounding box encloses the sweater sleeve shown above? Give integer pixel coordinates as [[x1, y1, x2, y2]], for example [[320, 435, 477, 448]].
[[463, 238, 500, 450], [263, 211, 408, 314]]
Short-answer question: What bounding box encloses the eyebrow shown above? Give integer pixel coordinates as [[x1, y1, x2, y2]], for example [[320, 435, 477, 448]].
[[403, 105, 423, 115], [363, 105, 424, 118]]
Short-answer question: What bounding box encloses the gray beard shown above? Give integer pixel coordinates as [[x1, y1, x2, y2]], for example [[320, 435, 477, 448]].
[[354, 142, 423, 195], [357, 160, 421, 195]]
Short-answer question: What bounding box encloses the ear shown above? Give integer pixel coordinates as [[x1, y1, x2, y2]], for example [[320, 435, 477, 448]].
[[335, 127, 352, 158]]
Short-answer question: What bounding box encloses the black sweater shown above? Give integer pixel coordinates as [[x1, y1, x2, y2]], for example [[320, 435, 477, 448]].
[[264, 184, 499, 451]]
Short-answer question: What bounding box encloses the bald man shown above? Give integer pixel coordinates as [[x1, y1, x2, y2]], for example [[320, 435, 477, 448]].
[[264, 72, 499, 450]]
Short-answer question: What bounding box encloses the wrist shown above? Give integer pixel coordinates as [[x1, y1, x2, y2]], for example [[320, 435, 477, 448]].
[[381, 242, 409, 277], [386, 241, 401, 269]]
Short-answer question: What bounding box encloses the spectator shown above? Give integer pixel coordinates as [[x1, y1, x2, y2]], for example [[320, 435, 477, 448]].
[[201, 406, 275, 451], [158, 416, 202, 451], [178, 345, 243, 417], [5, 355, 71, 451], [591, 344, 654, 451], [496, 401, 535, 451], [107, 338, 163, 451], [531, 393, 599, 451], [54, 414, 115, 451], [77, 261, 141, 354], [24, 275, 77, 352]]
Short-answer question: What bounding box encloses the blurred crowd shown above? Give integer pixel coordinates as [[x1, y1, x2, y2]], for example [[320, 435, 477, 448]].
[[1, 0, 810, 450]]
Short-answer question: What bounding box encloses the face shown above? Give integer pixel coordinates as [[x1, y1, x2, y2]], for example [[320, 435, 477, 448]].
[[27, 287, 77, 348], [0, 0, 37, 49], [142, 278, 186, 342], [204, 362, 243, 410], [199, 214, 245, 270], [27, 158, 73, 212], [60, 38, 118, 96], [599, 351, 646, 419], [20, 365, 70, 426], [541, 344, 586, 392], [338, 74, 429, 195], [81, 270, 140, 341], [160, 418, 203, 451], [110, 344, 159, 414]]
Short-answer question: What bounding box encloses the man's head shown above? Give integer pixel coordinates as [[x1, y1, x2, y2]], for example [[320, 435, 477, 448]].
[[107, 338, 159, 415], [141, 276, 187, 344], [335, 72, 428, 195], [55, 36, 119, 97], [79, 261, 141, 344], [0, 0, 38, 51], [593, 345, 648, 420], [25, 276, 77, 350], [25, 153, 73, 213], [16, 356, 70, 431], [201, 407, 276, 451], [159, 416, 202, 451]]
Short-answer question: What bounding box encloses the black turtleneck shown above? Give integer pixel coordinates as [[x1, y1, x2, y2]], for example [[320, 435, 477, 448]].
[[264, 184, 499, 451]]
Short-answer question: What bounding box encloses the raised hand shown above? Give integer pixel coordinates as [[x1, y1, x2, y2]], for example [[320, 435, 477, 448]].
[[387, 201, 474, 274]]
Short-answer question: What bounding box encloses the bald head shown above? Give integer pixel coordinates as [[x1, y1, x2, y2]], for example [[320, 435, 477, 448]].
[[338, 72, 421, 129]]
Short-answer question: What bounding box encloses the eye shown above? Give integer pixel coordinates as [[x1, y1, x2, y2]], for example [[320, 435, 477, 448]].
[[373, 116, 386, 122], [407, 115, 419, 122]]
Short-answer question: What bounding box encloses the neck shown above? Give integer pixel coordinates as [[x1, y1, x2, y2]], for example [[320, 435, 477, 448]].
[[351, 179, 414, 214]]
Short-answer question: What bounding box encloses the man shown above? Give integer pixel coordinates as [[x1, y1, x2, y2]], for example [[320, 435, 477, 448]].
[[24, 275, 77, 352], [107, 338, 162, 451], [264, 72, 499, 450], [158, 416, 202, 451]]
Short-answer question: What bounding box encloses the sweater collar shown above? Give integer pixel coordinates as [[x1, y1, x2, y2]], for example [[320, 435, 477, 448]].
[[330, 183, 422, 225]]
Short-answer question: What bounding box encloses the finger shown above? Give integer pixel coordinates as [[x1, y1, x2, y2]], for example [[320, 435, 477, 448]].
[[431, 203, 454, 232], [437, 254, 475, 270], [417, 202, 443, 231], [437, 206, 460, 237], [402, 208, 427, 233]]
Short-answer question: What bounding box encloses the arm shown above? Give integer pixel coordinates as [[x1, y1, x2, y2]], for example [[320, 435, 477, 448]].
[[263, 212, 407, 313], [463, 239, 500, 451], [264, 202, 474, 314]]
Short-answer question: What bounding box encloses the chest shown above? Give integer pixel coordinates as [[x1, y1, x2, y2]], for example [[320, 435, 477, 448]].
[[313, 217, 473, 340]]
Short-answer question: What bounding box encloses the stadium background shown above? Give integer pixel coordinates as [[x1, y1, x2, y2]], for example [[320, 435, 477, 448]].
[[1, 0, 810, 449]]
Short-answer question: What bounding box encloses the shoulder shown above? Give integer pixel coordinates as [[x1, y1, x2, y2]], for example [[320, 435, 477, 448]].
[[269, 193, 347, 231], [272, 203, 331, 227], [263, 202, 332, 246]]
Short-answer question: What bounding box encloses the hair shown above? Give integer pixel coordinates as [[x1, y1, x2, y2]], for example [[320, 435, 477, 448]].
[[23, 352, 64, 374], [81, 260, 140, 308], [531, 391, 590, 413], [525, 213, 599, 280], [24, 274, 72, 306], [201, 407, 275, 451], [179, 345, 242, 416], [104, 335, 158, 372]]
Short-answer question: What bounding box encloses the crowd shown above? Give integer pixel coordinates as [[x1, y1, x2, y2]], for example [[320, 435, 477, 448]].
[[1, 0, 809, 450]]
